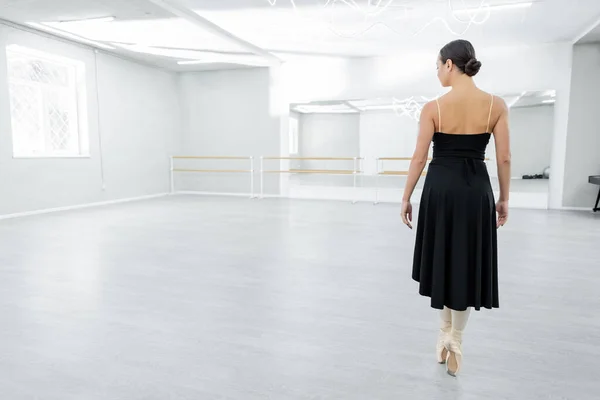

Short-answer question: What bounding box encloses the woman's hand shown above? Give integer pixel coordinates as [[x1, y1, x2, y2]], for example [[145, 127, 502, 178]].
[[496, 200, 508, 228], [401, 200, 413, 229]]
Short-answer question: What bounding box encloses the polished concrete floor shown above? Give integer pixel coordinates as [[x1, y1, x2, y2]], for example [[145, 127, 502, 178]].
[[0, 195, 599, 399]]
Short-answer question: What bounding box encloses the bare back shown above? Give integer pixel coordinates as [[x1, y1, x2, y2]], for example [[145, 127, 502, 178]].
[[434, 89, 498, 135]]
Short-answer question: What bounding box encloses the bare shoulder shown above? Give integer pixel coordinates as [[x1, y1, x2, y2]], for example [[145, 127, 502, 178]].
[[419, 100, 438, 122], [422, 100, 438, 115], [491, 95, 508, 110], [491, 95, 508, 121]]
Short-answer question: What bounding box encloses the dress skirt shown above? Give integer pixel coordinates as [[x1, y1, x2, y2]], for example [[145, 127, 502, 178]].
[[412, 158, 499, 311]]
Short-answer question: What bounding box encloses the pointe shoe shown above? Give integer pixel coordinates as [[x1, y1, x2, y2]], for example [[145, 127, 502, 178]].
[[436, 327, 450, 364], [444, 330, 463, 376]]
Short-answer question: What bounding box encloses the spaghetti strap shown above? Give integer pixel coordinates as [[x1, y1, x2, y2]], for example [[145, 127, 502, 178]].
[[435, 98, 442, 132], [486, 95, 494, 133]]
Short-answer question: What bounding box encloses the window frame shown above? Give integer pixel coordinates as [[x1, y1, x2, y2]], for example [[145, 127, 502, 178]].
[[6, 44, 90, 159]]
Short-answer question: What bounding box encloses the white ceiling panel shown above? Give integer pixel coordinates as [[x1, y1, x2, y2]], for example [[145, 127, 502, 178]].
[[184, 0, 600, 56], [1, 0, 600, 71]]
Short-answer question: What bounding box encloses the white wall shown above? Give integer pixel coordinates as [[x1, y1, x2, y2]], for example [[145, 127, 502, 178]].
[[96, 54, 179, 200], [563, 43, 600, 208], [177, 68, 281, 195], [0, 25, 179, 216]]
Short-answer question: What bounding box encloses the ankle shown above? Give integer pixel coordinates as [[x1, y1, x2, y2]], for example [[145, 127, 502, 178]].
[[450, 328, 464, 342]]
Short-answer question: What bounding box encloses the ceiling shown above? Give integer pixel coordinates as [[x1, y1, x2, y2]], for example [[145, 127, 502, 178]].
[[1, 0, 600, 71]]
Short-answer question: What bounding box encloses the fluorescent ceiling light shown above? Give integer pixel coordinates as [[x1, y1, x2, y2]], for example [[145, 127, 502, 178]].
[[543, 99, 556, 104], [110, 43, 269, 66], [42, 18, 248, 54], [177, 58, 266, 66], [294, 105, 357, 114], [453, 1, 533, 15], [360, 104, 398, 111], [59, 16, 115, 23], [177, 55, 271, 67], [178, 60, 214, 65], [112, 44, 270, 66], [298, 109, 358, 114], [348, 99, 394, 108], [113, 43, 204, 59], [27, 22, 115, 49]]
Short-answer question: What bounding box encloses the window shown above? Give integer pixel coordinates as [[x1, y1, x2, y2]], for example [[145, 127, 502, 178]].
[[289, 115, 299, 155], [6, 45, 88, 157]]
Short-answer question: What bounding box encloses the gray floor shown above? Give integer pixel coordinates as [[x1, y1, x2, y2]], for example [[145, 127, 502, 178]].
[[1, 195, 599, 399]]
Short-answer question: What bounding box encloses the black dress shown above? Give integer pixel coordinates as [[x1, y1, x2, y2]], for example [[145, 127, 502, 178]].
[[412, 132, 499, 311]]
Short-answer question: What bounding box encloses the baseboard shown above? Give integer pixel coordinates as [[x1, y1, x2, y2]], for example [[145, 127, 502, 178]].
[[559, 206, 595, 212], [0, 193, 169, 220], [175, 191, 257, 198], [174, 190, 286, 199]]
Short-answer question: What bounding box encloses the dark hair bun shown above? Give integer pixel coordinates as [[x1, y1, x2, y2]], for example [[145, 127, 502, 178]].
[[439, 40, 482, 77], [464, 58, 481, 77]]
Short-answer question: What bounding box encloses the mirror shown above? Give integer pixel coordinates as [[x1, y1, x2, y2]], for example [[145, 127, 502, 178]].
[[287, 90, 555, 208]]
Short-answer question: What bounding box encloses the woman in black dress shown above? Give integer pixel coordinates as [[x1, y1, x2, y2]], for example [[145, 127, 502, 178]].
[[400, 40, 511, 376]]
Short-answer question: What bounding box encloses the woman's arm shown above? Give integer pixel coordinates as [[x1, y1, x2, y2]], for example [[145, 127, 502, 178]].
[[402, 101, 436, 203], [493, 98, 511, 203]]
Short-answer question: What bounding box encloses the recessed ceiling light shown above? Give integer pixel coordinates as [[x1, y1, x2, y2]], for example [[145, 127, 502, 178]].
[[113, 43, 204, 59], [59, 16, 115, 23], [178, 60, 214, 65], [178, 56, 270, 67], [359, 104, 398, 111], [27, 22, 116, 50], [453, 1, 533, 15]]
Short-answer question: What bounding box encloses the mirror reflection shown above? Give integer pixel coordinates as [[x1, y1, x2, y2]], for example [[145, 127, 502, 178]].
[[288, 90, 555, 208]]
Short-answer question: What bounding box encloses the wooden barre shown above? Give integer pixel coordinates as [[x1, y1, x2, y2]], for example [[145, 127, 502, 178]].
[[264, 169, 360, 175], [379, 171, 427, 176], [172, 156, 252, 160], [262, 157, 359, 161], [173, 169, 252, 173], [378, 157, 431, 161]]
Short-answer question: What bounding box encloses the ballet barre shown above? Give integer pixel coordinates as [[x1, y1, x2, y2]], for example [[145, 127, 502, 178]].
[[259, 156, 363, 202], [170, 156, 256, 198], [374, 157, 429, 204]]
